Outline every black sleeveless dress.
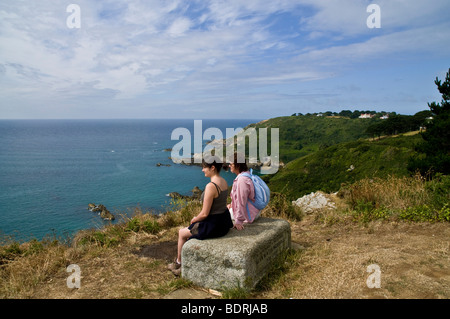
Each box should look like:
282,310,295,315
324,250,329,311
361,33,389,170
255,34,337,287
188,182,233,240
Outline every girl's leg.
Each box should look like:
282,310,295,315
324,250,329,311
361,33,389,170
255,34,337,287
177,227,192,263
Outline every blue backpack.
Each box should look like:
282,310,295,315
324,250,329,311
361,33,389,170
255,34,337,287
240,169,270,211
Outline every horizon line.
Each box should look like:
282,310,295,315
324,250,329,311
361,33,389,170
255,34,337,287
0,118,265,121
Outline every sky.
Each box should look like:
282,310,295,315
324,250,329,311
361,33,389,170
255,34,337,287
0,0,449,119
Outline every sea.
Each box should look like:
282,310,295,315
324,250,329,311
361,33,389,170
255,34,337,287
0,119,260,242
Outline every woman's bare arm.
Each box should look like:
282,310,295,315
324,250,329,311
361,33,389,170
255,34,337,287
190,183,215,224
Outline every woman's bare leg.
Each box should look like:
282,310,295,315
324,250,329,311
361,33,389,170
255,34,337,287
177,227,192,263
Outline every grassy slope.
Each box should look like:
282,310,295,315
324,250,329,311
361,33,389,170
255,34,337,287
264,134,423,200
248,115,378,163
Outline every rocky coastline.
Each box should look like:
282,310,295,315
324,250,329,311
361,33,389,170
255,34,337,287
167,186,203,201
169,151,280,171
167,134,283,172
87,203,115,221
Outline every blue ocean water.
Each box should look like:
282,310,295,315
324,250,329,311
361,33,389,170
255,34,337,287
0,119,259,242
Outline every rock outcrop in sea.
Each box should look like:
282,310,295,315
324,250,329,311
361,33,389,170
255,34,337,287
88,203,115,221
167,186,203,201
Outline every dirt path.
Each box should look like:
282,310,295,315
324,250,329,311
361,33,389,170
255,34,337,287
267,218,450,299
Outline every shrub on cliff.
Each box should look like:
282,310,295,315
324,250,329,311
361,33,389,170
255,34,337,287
408,68,450,175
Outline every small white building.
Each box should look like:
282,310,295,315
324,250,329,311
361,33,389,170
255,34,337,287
359,113,373,118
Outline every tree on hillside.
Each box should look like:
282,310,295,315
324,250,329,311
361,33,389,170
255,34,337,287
350,110,361,118
408,68,450,175
339,110,353,118
366,113,424,139
412,110,433,126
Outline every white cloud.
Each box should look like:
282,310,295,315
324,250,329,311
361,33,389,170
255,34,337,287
167,17,192,36
0,0,449,118
298,0,450,37
295,22,450,67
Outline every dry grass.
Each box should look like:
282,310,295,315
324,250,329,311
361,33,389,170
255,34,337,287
0,241,69,298
0,206,185,299
346,174,431,210
339,174,450,223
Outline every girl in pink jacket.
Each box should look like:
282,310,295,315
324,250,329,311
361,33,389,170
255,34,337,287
227,155,261,230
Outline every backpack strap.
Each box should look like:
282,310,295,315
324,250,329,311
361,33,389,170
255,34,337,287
239,168,253,179
237,171,254,220
239,172,251,180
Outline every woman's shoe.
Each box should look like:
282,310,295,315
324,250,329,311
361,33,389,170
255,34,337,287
167,258,181,276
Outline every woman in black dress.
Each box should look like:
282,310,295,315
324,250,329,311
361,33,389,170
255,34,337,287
168,157,233,275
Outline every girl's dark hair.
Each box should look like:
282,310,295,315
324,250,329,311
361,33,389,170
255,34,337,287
202,155,226,173
231,152,248,173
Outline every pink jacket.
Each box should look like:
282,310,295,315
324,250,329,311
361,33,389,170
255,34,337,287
230,172,261,225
